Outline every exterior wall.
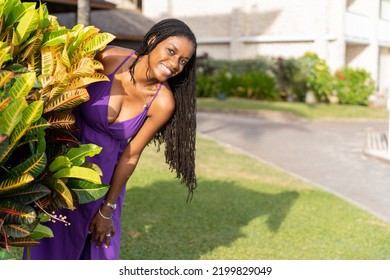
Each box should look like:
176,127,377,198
142,0,335,61
107,0,139,9
142,0,390,94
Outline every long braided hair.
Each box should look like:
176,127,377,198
129,18,198,199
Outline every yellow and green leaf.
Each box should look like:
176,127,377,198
0,173,34,194
44,88,89,113
53,166,101,184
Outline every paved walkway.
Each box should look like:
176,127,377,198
197,111,390,223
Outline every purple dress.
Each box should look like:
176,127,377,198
24,53,162,260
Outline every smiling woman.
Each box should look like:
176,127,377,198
24,18,198,260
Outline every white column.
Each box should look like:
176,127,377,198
327,0,347,71
230,8,244,60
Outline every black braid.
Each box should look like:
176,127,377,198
129,19,197,199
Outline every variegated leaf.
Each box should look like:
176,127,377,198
7,152,47,178
27,51,41,73
92,59,104,70
67,179,109,204
44,177,75,210
3,218,39,238
4,0,33,28
1,236,40,248
53,166,101,184
0,96,11,112
38,74,54,89
65,144,102,166
70,57,95,78
0,200,36,224
0,134,8,145
42,29,69,48
0,97,28,135
49,72,70,100
45,128,79,147
83,32,116,54
4,224,31,238
15,9,39,45
0,45,11,68
35,130,46,154
0,69,13,88
21,31,43,60
45,110,76,130
25,117,50,135
61,35,70,68
65,73,109,90
0,134,12,166
41,46,55,76
7,72,36,99
43,88,89,113
0,173,34,194
10,100,44,144
0,183,51,204
68,25,99,60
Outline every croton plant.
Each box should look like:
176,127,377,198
0,0,115,259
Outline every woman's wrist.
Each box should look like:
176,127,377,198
102,199,117,210
98,207,112,220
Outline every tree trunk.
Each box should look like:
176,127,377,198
77,0,91,26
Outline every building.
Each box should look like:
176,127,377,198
141,0,390,97
26,0,154,50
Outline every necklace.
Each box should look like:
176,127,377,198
140,84,156,110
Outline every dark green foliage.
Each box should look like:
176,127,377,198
197,52,376,106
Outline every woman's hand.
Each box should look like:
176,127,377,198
89,206,116,248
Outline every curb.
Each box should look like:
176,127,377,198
197,108,305,123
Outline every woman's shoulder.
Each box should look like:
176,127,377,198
152,82,175,114
98,46,135,57
96,46,136,74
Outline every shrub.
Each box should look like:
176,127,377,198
0,0,114,259
196,52,376,106
271,57,309,102
334,67,375,105
196,58,278,100
298,52,335,103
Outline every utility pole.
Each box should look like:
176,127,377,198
77,0,91,26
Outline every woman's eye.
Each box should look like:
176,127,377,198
180,60,187,65
168,49,174,55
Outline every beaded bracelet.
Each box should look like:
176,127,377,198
98,208,112,220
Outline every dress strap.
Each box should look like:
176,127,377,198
145,83,163,110
109,51,135,76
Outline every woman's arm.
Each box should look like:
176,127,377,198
89,90,175,248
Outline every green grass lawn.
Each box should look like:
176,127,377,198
196,97,388,120
120,136,390,260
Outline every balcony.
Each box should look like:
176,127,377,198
344,12,371,44
378,19,390,45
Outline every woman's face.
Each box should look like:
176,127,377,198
148,35,195,82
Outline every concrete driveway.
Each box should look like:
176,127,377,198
197,111,390,223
